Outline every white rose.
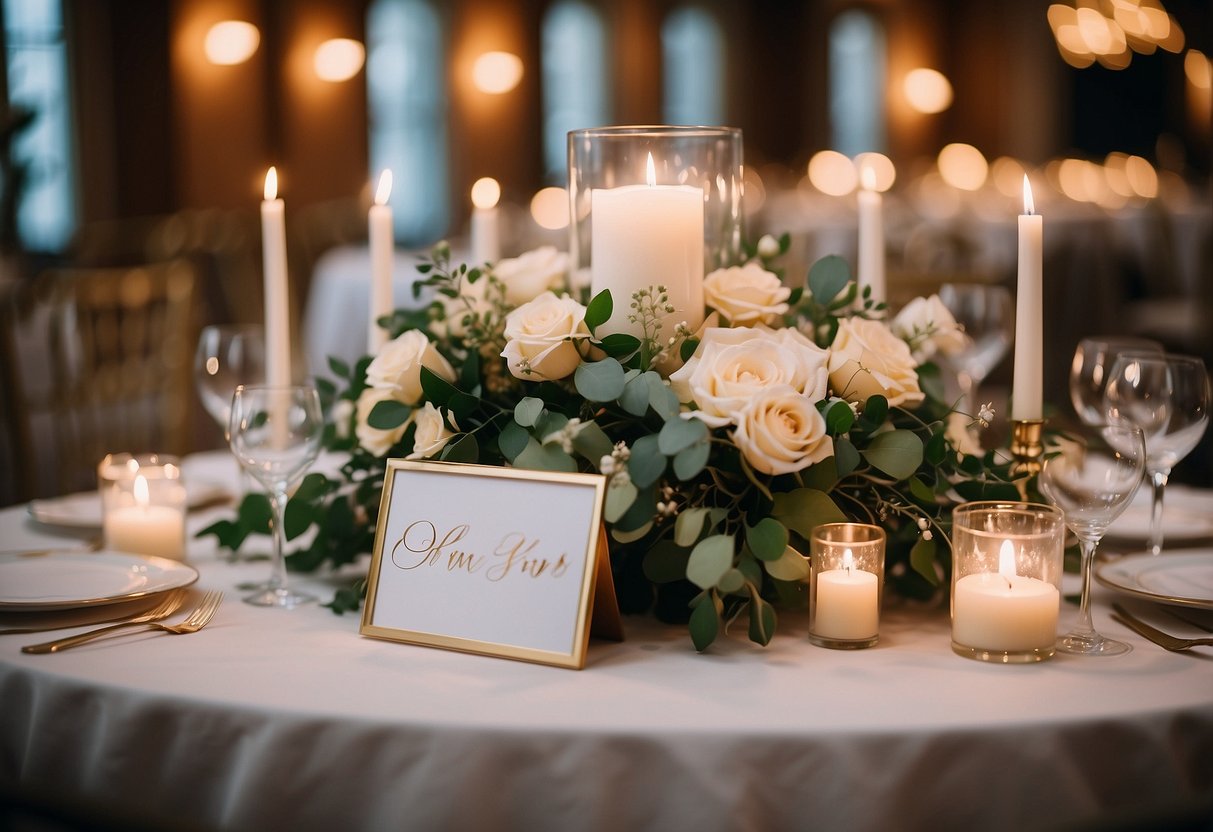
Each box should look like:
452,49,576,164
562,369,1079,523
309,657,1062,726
501,291,591,380
891,295,971,363
828,317,924,407
407,402,457,460
366,330,456,404
733,385,834,475
703,262,791,326
492,246,569,306
669,326,830,427
354,387,409,456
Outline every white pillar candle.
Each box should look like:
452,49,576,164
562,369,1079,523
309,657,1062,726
368,169,394,354
856,165,885,305
813,548,879,640
1012,175,1043,420
261,167,291,387
470,176,501,265
952,540,1059,651
590,153,704,338
103,475,186,560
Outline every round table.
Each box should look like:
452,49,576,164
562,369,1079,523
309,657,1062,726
2,453,1211,832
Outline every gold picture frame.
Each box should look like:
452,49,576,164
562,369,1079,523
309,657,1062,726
360,459,622,669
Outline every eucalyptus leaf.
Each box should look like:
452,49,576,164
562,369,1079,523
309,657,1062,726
514,441,576,473
642,541,691,584
598,333,640,359
689,592,721,652
833,437,861,477
604,480,639,523
658,417,708,456
575,358,627,402
718,568,745,594
909,476,936,505
861,429,924,480
673,440,710,481
926,428,947,466
611,520,653,543
858,394,889,429
910,536,940,585
419,365,460,407
764,545,810,581
645,374,681,420
514,397,545,427
627,434,666,488
745,518,789,562
439,433,479,463
619,374,651,417
825,400,855,435
368,399,411,430
497,421,530,462
747,586,777,646
572,421,615,466
807,254,851,305
674,507,711,547
686,534,735,590
770,488,846,539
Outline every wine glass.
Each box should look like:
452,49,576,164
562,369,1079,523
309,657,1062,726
195,325,266,435
1104,353,1211,556
1039,424,1145,656
937,283,1014,413
228,384,324,608
1069,337,1162,426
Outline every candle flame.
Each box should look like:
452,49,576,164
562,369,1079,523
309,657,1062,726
1022,174,1035,215
374,169,393,206
645,152,656,187
264,166,279,201
861,164,877,192
134,474,149,508
998,540,1017,579
842,548,854,573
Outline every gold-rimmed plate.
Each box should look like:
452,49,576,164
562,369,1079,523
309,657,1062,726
1095,550,1213,610
0,550,199,611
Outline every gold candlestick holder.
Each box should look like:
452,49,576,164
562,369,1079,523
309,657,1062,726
1009,419,1045,477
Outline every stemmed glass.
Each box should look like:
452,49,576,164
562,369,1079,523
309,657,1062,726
195,325,267,437
1039,424,1146,656
228,384,324,608
1104,353,1211,556
1069,337,1161,426
937,283,1014,413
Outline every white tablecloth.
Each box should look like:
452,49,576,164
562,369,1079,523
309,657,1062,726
2,452,1212,831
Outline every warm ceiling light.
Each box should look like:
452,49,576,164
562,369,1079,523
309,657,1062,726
1186,50,1212,90
472,51,524,94
852,152,896,192
314,39,365,82
471,177,501,210
205,21,260,66
903,68,953,114
530,186,568,230
937,143,988,191
807,150,857,196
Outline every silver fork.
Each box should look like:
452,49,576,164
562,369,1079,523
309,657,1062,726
1111,603,1213,652
22,591,223,654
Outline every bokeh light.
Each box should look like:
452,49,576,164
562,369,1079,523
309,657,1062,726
853,152,896,192
472,52,524,94
807,150,857,196
530,186,568,230
471,177,501,210
314,39,365,82
204,21,260,66
903,68,953,114
937,143,988,191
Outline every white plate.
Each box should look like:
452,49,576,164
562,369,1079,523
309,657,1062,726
28,481,231,530
1105,488,1213,541
1095,550,1213,610
0,550,199,611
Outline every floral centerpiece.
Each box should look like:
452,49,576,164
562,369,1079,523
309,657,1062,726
203,237,1028,650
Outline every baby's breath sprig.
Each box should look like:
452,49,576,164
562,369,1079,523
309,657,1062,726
628,285,675,370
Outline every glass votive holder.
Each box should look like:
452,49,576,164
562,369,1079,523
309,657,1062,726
98,453,187,560
809,523,885,649
567,125,743,338
951,501,1065,663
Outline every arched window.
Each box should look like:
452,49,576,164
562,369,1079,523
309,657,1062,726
661,7,724,126
829,9,886,155
542,1,608,179
366,0,447,244
3,0,75,252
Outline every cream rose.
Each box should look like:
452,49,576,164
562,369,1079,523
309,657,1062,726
366,330,456,404
354,387,409,457
407,402,458,460
733,385,834,475
670,326,830,427
828,318,924,407
891,295,970,363
703,262,791,326
492,246,569,306
501,291,591,380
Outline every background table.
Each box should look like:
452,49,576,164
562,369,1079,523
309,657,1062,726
2,452,1211,832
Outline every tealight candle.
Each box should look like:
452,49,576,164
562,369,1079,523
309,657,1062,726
950,502,1064,663
98,453,187,560
810,523,885,649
